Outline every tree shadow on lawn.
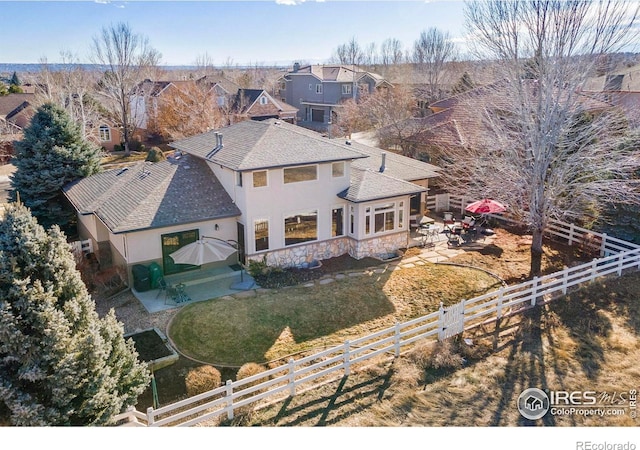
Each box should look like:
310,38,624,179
169,270,397,365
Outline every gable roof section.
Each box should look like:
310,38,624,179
0,93,34,120
63,154,240,234
345,140,440,181
338,167,425,203
234,89,298,118
288,64,390,87
170,119,367,171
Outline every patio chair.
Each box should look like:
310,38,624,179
156,277,169,299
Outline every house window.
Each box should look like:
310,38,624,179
332,161,345,178
236,172,243,187
365,207,371,235
309,84,313,90
332,207,344,237
254,219,269,251
99,125,111,142
342,84,352,95
316,84,323,94
399,201,404,229
283,165,317,184
161,229,199,275
253,170,267,188
374,203,395,233
259,96,268,105
410,195,421,215
349,206,355,235
284,210,318,246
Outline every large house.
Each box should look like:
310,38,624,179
232,89,298,124
64,119,439,281
277,64,392,130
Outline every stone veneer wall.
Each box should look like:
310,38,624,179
348,232,408,260
247,237,351,268
247,231,409,268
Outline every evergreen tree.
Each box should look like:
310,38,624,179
10,71,21,86
451,71,475,95
0,203,150,426
10,103,102,231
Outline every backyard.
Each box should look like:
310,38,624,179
96,225,599,412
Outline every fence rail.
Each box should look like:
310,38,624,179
115,210,640,427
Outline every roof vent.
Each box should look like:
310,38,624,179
116,167,128,176
379,152,386,173
345,140,351,145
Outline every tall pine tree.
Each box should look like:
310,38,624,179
0,203,150,426
10,103,102,231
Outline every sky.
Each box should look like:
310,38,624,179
0,0,469,66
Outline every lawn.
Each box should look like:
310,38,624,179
234,271,640,427
168,263,503,366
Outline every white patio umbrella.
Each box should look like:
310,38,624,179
169,237,237,266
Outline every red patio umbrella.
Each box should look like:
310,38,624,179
465,198,507,215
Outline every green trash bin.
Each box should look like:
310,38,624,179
148,262,163,289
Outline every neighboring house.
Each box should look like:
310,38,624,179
232,89,298,123
0,93,35,162
278,63,392,130
580,63,640,127
380,80,613,164
129,79,193,131
0,93,35,130
196,75,241,107
93,119,122,152
64,119,439,282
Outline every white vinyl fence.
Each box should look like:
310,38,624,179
113,210,640,427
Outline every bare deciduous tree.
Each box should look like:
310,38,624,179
332,37,365,66
91,22,161,155
412,27,457,103
442,0,640,276
380,38,405,67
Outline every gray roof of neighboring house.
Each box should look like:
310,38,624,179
169,119,368,171
0,93,34,119
63,154,240,234
338,167,426,203
345,140,440,181
290,64,390,86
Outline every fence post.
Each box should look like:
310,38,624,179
600,233,607,257
562,269,568,295
343,340,351,376
146,406,154,426
437,302,445,341
394,322,401,357
568,224,575,246
530,277,539,306
496,288,504,319
288,358,296,397
591,259,598,281
617,252,624,276
226,379,234,420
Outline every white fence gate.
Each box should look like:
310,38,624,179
438,301,465,340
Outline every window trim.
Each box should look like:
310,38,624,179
259,96,268,105
254,218,269,252
331,161,345,178
99,125,111,142
316,84,323,94
341,84,352,95
283,164,318,184
284,210,318,247
252,170,268,188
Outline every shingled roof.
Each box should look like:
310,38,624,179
63,154,240,234
338,167,425,203
169,119,367,171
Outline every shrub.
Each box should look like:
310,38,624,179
185,365,222,397
236,362,267,391
145,146,166,162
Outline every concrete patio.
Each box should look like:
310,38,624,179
131,265,257,313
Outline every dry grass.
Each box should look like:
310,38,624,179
169,263,501,366
241,271,640,427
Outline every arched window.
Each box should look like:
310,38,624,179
99,125,111,142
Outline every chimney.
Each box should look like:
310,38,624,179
218,133,223,148
379,152,386,173
293,62,300,73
